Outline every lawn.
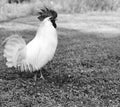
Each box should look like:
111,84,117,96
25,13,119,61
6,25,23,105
0,14,120,107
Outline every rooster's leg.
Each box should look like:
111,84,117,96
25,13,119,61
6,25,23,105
40,70,45,80
34,72,37,81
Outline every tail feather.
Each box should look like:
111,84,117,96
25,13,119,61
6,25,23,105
3,34,26,67
6,61,14,67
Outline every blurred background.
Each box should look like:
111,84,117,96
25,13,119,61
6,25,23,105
0,0,120,21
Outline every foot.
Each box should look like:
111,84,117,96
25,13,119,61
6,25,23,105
40,70,45,80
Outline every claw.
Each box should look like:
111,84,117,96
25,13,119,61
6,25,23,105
40,70,45,80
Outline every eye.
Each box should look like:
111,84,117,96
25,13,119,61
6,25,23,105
50,17,52,20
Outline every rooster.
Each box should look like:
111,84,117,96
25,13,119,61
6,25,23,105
2,7,58,80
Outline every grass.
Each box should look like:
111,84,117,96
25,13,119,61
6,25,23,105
0,0,120,22
0,1,42,21
0,24,120,106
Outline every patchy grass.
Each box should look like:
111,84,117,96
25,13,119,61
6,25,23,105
0,27,120,106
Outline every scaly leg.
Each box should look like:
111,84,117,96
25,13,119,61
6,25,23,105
34,72,37,81
40,70,45,80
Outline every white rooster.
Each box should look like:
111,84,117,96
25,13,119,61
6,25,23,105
2,7,58,80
